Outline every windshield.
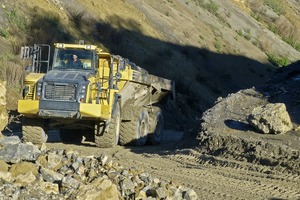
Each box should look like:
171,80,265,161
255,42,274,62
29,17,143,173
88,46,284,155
52,49,94,70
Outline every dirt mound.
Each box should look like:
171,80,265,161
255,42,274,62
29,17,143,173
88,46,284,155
197,61,300,174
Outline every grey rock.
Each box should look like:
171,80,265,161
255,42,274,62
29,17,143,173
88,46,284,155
121,178,135,190
139,172,152,184
47,152,63,170
0,136,21,147
122,169,129,176
154,187,166,199
71,160,80,172
62,175,81,189
107,170,120,180
40,182,60,195
58,164,69,174
40,167,64,183
247,103,293,134
0,143,40,163
173,188,184,200
121,178,135,196
183,189,198,200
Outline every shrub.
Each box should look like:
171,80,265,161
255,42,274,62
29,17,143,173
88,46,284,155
213,39,222,52
283,36,300,52
264,0,285,15
206,0,219,15
0,29,9,38
194,0,219,16
266,53,290,67
5,8,27,32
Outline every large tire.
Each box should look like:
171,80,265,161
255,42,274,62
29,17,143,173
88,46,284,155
119,107,149,146
148,106,164,145
59,129,82,144
95,103,121,148
22,117,48,144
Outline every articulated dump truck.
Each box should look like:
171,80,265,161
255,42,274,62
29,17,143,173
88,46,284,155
18,43,175,147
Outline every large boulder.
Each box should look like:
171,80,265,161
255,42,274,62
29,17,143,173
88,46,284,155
247,103,293,134
0,81,8,132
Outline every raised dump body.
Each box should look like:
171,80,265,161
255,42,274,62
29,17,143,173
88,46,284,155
18,43,175,147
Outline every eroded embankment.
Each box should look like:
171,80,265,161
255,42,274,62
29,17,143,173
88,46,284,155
196,87,300,174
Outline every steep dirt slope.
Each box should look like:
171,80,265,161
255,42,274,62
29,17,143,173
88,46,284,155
2,0,298,118
1,0,293,116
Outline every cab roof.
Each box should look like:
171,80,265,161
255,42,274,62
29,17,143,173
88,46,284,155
54,43,102,53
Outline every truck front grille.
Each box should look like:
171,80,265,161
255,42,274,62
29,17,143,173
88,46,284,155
44,83,77,102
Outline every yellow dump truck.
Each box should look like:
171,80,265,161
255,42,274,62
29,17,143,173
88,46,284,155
18,43,175,147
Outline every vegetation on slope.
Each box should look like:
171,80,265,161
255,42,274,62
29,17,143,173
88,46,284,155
0,0,299,123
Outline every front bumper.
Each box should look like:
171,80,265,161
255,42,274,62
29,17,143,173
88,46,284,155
18,100,110,119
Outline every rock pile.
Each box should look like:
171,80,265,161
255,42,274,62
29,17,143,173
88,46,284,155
0,136,198,200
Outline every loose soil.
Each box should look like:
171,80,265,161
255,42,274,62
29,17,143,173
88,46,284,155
4,62,300,200
39,62,300,199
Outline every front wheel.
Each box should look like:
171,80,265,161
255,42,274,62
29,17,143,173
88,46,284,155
95,102,121,148
22,117,48,144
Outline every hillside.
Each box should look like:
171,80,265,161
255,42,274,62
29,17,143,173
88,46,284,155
1,0,300,118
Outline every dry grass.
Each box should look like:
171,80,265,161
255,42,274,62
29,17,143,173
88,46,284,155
0,0,298,113
0,53,24,89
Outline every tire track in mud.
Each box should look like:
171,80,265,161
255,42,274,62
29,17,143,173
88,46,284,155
112,148,300,200
47,143,300,200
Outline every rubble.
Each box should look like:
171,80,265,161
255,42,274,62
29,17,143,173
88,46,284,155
0,136,198,199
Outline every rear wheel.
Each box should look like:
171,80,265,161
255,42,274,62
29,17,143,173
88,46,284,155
148,106,164,145
22,117,48,144
95,103,121,148
119,107,149,146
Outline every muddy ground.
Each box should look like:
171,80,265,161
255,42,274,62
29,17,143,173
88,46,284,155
4,62,300,200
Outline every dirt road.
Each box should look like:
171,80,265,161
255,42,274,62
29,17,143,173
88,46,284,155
45,139,300,200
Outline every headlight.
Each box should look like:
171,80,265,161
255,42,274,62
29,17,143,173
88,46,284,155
79,85,87,103
57,43,64,48
36,82,42,100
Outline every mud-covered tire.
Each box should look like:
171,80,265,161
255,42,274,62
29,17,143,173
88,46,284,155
148,106,164,145
22,117,48,144
95,103,121,148
119,107,149,146
59,129,82,144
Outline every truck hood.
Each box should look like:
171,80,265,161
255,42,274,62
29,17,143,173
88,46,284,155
43,70,91,84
